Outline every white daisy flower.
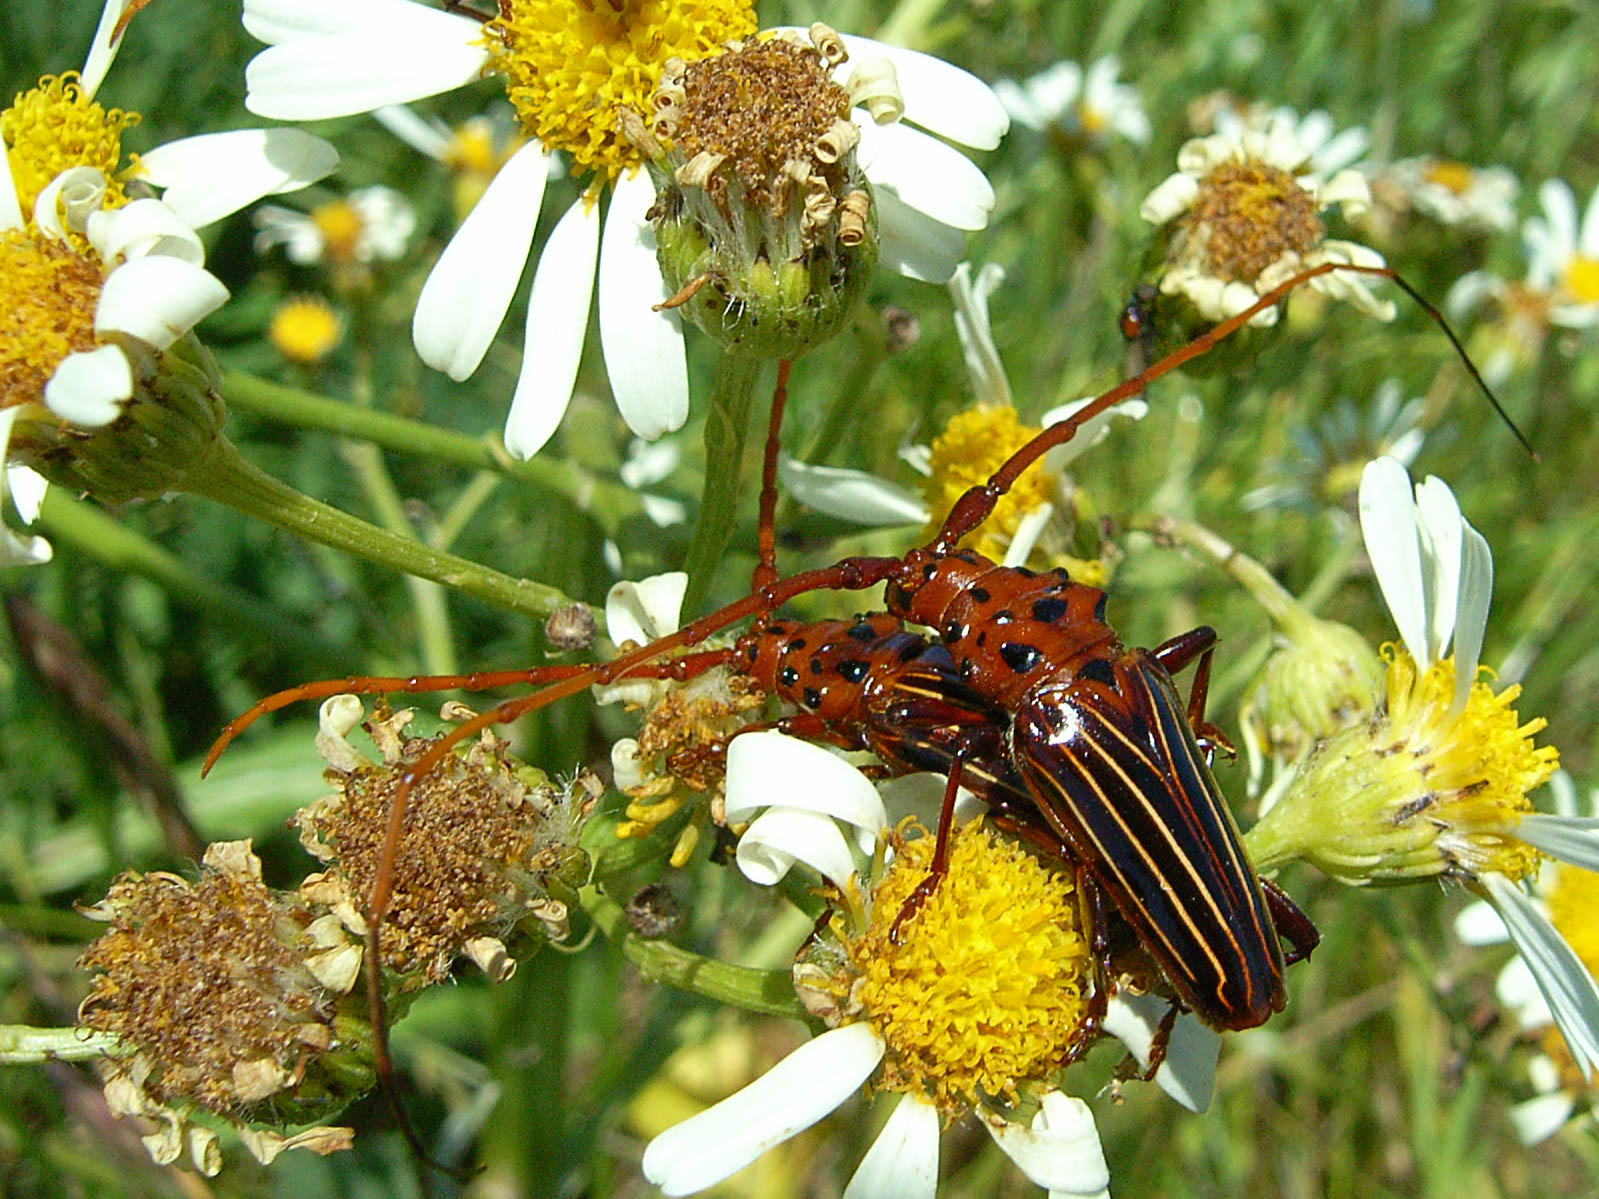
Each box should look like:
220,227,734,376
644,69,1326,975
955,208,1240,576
781,262,1142,570
253,185,415,266
1249,458,1599,1076
1522,178,1599,329
1212,104,1370,178
1139,111,1394,326
993,56,1151,146
1376,157,1519,232
644,731,1220,1197
1,161,228,562
243,0,1007,460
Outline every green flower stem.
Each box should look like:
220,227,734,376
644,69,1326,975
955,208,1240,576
1155,515,1321,638
185,438,572,621
219,370,647,538
0,1026,129,1064
681,352,765,613
581,886,803,1018
34,490,360,671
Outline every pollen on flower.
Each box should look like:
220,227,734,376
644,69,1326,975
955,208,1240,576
488,0,757,181
2,73,138,219
1182,161,1325,284
1561,257,1599,306
268,294,342,365
847,820,1090,1113
309,200,367,267
0,229,103,408
921,406,1054,563
1545,862,1599,982
1423,160,1475,194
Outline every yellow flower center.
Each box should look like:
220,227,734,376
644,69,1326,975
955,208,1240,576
310,200,367,266
268,295,342,365
1561,256,1599,306
1182,160,1325,283
488,0,757,182
1546,861,1599,982
1380,649,1558,881
921,406,1055,564
1076,102,1108,136
2,73,139,222
848,820,1090,1113
0,228,104,409
1423,160,1475,195
444,118,507,177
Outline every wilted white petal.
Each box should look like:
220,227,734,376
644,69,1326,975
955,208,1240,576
1516,816,1599,873
857,119,994,232
737,806,858,888
43,345,133,425
1101,992,1219,1113
725,731,887,847
843,1094,939,1199
985,1091,1108,1197
139,129,338,229
642,1023,885,1196
1510,1090,1577,1145
505,194,600,459
1359,457,1431,668
1483,871,1599,1078
88,197,204,265
413,141,550,380
876,186,965,284
599,172,687,440
604,571,687,646
780,457,929,526
34,166,107,237
830,34,1008,149
96,255,228,350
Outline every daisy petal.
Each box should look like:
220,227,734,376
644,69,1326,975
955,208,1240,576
1453,898,1510,946
604,572,687,646
642,1023,885,1196
725,731,887,845
243,0,415,42
371,104,452,161
1516,816,1599,873
1101,993,1219,1113
505,194,600,459
0,143,22,232
412,141,550,380
1413,475,1464,664
985,1091,1108,1197
857,119,994,232
1452,519,1493,708
1580,184,1599,258
7,462,48,524
737,806,859,887
876,187,965,284
245,32,489,121
1509,1091,1577,1145
1359,457,1431,668
1139,173,1201,226
1482,871,1599,1079
95,255,228,351
79,0,130,98
138,130,338,230
598,172,687,439
831,34,1009,149
1538,179,1580,259
87,197,204,266
1496,953,1553,1030
43,345,133,426
779,457,929,525
843,1094,939,1199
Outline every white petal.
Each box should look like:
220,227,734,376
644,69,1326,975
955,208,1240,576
1359,457,1431,667
992,79,1047,131
245,31,489,121
831,34,1009,149
412,141,550,380
505,194,599,459
1453,898,1509,947
139,130,338,230
0,144,23,232
1317,168,1373,213
1538,179,1580,259
598,172,687,439
79,0,130,98
1413,475,1464,664
843,1094,939,1199
949,261,1011,407
604,572,687,646
95,255,228,351
985,1091,1109,1197
1579,184,1599,258
0,410,52,565
1002,503,1052,567
876,186,966,284
1496,954,1553,1031
34,166,107,237
1040,395,1148,468
7,462,47,525
1026,61,1084,122
1509,1091,1577,1145
1516,816,1599,873
88,197,204,265
243,0,415,42
1139,173,1201,226
857,119,994,232
641,1024,885,1196
371,104,452,161
779,457,929,526
737,806,859,888
1101,992,1219,1113
1483,872,1599,1079
725,731,887,845
1451,519,1493,708
43,345,133,426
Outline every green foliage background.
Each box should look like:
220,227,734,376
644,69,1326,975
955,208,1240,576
3,0,1599,1195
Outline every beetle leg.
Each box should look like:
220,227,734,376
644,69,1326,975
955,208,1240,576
889,744,969,944
1260,877,1321,965
1151,627,1235,762
1140,1003,1182,1079
1060,865,1112,1064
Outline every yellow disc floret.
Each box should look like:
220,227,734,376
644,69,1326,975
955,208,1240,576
0,229,104,409
848,820,1090,1113
1182,160,1325,284
921,406,1054,564
2,73,139,220
1546,861,1599,981
488,0,757,182
1561,257,1599,307
268,295,342,365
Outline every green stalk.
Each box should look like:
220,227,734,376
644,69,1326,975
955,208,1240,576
0,1026,128,1064
680,352,764,612
186,438,572,620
